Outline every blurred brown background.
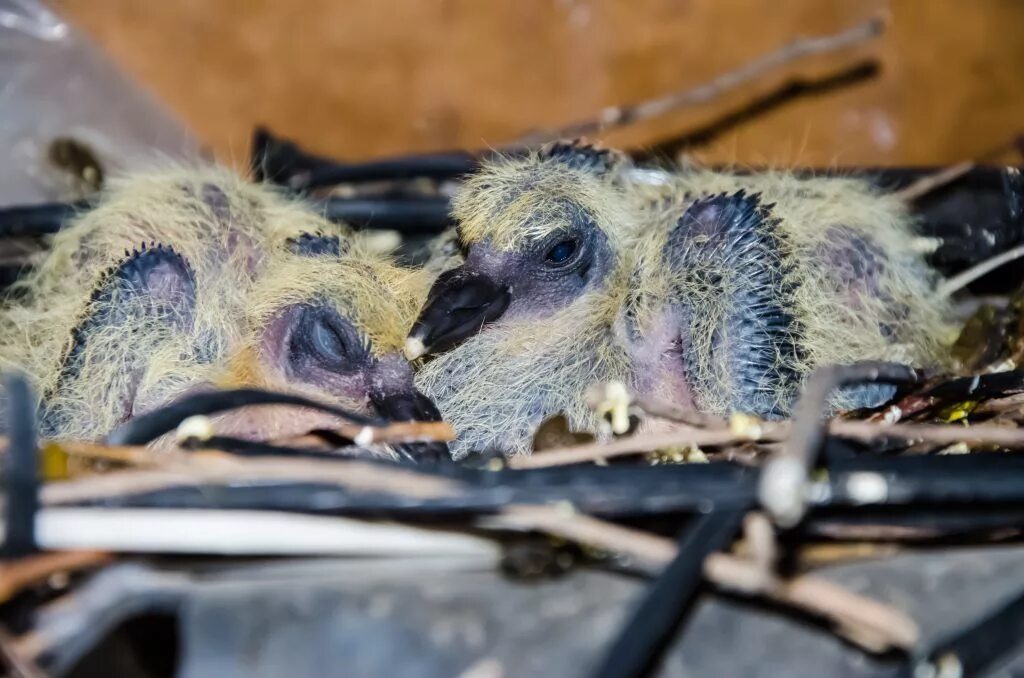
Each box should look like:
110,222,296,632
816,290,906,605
52,0,1024,168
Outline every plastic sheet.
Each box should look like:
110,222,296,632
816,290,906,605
0,0,202,204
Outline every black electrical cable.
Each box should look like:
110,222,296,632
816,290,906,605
252,126,481,189
250,126,340,183
0,201,88,239
590,507,748,678
901,586,1024,677
54,463,758,518
921,369,1024,403
760,362,921,527
297,152,479,190
827,454,1024,506
0,196,452,239
105,388,386,446
322,196,453,232
2,373,39,558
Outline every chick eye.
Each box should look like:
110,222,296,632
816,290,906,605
545,239,578,264
311,316,348,363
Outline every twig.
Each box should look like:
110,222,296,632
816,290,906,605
488,505,677,571
631,393,729,429
830,419,1024,447
894,133,1024,204
760,363,919,528
43,455,463,505
30,417,455,470
0,550,111,604
512,16,884,145
704,553,920,651
510,400,1024,471
797,542,901,569
893,161,975,202
937,243,1024,297
489,504,918,653
507,425,786,469
43,439,177,467
972,392,1024,415
0,626,45,678
271,420,455,446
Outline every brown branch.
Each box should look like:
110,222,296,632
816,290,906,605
490,505,677,570
0,550,111,604
490,504,918,653
0,626,45,678
37,418,456,470
704,553,919,651
508,413,1024,470
43,455,464,505
512,15,884,146
829,419,1024,447
45,439,181,467
508,425,787,469
937,243,1024,297
893,161,975,203
630,393,729,429
271,420,455,446
893,133,1023,204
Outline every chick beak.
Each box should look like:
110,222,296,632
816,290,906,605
405,268,511,359
370,388,450,463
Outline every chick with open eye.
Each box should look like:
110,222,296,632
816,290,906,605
0,167,442,460
406,140,954,458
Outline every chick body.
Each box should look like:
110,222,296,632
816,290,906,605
411,142,954,458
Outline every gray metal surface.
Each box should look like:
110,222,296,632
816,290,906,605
35,545,1024,677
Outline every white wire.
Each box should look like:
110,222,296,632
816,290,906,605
3,508,500,559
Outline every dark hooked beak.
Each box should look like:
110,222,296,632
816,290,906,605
405,268,511,359
370,388,450,463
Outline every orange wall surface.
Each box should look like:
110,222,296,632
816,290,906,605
53,0,1024,168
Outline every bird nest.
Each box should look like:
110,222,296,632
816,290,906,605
1,129,1024,675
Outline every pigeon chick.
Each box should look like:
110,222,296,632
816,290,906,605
406,140,954,458
0,166,440,459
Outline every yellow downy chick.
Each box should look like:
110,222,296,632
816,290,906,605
408,140,954,458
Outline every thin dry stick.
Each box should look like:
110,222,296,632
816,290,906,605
893,161,975,203
271,420,455,447
43,454,464,505
508,416,1024,470
507,426,787,469
30,418,456,470
491,505,918,652
512,16,884,145
704,553,919,651
937,243,1024,297
45,439,181,467
492,505,677,570
0,550,111,604
830,419,1024,446
895,134,1024,203
631,393,730,429
0,626,45,678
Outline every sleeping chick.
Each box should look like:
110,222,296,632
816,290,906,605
0,167,440,459
406,140,954,458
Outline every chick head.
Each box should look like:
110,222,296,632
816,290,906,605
406,139,636,358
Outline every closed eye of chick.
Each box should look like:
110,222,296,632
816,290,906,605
0,166,443,461
408,139,955,459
